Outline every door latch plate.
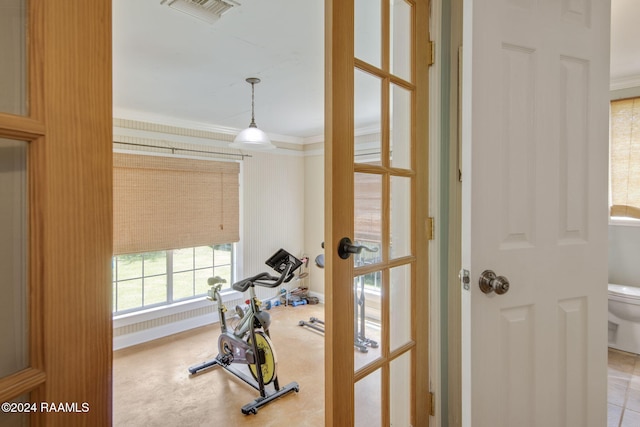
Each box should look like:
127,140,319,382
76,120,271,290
459,269,470,291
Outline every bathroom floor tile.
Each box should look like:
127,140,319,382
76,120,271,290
625,388,640,413
629,374,640,391
610,348,640,426
621,409,640,427
609,380,629,406
607,370,640,387
608,404,623,427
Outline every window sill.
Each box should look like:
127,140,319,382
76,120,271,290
113,289,242,328
610,217,640,227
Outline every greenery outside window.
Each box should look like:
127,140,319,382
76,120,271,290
113,244,233,314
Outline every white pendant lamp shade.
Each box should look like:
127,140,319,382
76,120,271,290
231,124,274,149
231,77,275,150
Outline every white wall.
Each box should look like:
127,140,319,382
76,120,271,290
609,223,640,286
240,150,306,300
303,153,325,295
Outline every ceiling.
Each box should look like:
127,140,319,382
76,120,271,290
610,0,640,85
113,0,640,142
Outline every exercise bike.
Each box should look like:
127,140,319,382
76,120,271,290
188,249,303,415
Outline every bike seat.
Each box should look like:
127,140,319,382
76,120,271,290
208,276,227,286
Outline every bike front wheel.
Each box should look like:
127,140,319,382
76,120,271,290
247,331,278,385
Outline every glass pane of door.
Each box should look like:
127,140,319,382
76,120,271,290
390,175,411,258
355,0,381,68
0,393,30,427
390,264,411,351
355,69,382,164
355,172,383,256
390,351,412,425
0,139,28,378
355,368,382,427
0,0,27,115
390,84,412,169
390,0,412,81
354,271,383,370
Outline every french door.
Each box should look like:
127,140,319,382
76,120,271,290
0,1,112,425
325,0,431,425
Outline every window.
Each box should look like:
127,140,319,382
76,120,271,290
111,152,240,314
112,244,233,314
610,97,640,219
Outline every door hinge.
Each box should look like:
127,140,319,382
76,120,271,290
429,391,435,416
426,217,435,240
428,40,435,66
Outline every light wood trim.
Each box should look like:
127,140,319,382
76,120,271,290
354,163,416,177
0,369,46,403
27,5,46,423
327,0,429,425
414,0,431,425
325,0,356,425
355,58,415,91
29,137,46,427
40,2,113,425
29,0,44,122
0,114,45,140
29,137,45,374
354,340,417,382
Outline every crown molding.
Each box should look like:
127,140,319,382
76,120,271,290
113,107,306,145
610,74,640,91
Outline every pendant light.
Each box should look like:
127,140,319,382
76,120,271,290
230,77,275,150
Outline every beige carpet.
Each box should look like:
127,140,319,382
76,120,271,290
113,303,326,427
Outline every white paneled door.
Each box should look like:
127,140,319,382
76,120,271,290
461,0,611,426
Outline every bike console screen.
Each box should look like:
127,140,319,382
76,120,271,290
265,249,303,282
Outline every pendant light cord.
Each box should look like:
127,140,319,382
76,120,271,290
250,81,257,127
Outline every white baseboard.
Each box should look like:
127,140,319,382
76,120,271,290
113,312,219,351
113,292,325,351
113,292,243,351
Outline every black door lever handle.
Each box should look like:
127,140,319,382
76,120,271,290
337,237,378,259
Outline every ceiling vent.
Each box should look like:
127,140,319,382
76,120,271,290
161,0,240,24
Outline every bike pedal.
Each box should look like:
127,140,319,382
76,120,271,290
235,305,245,319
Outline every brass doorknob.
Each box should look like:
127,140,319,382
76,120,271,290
479,270,510,295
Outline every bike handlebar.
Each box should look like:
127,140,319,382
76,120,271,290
231,261,296,293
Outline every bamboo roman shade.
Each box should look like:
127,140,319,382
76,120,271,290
610,97,640,219
113,153,240,255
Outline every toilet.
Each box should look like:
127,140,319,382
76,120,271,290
608,284,640,354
